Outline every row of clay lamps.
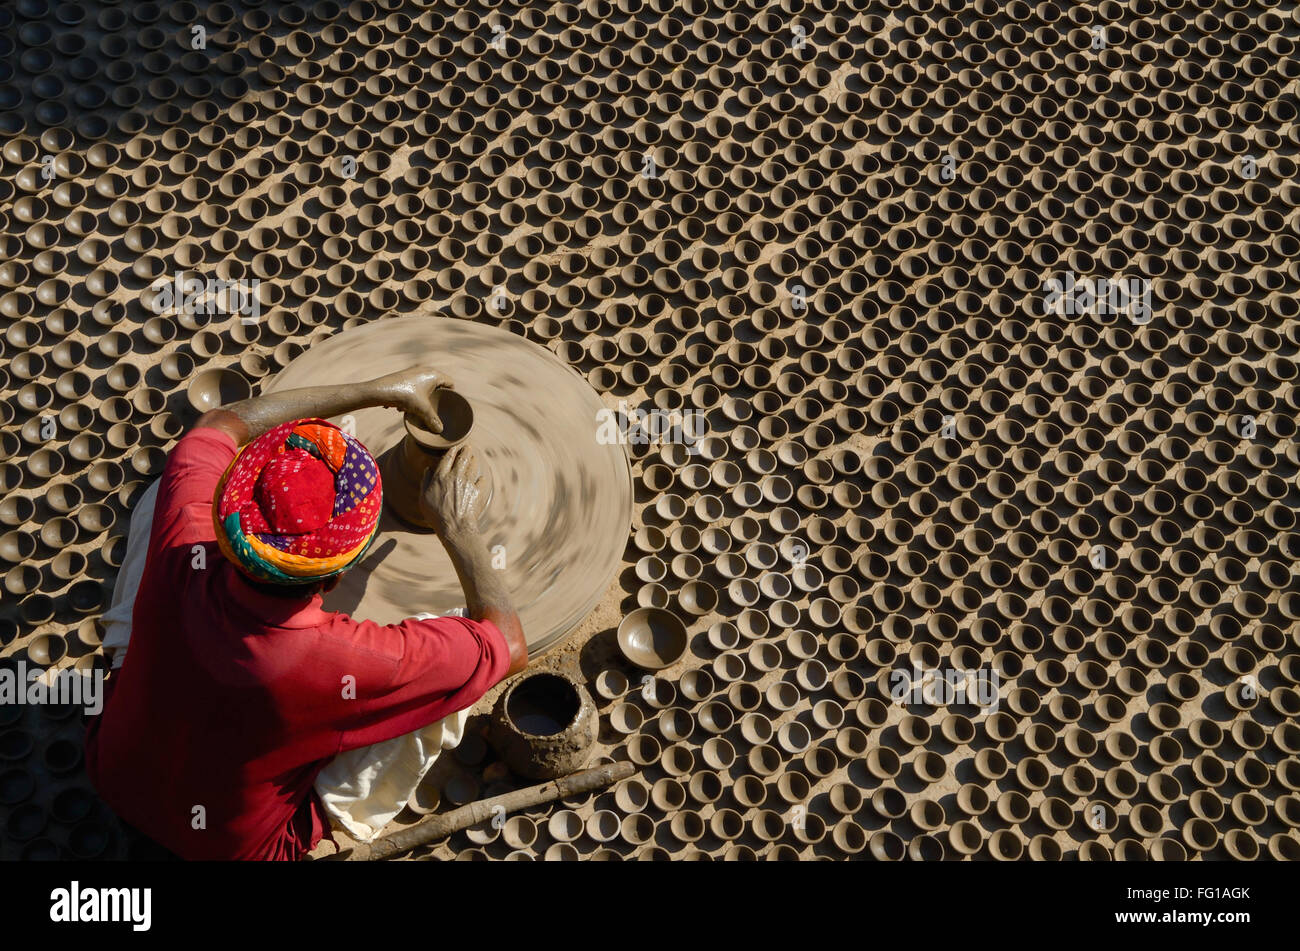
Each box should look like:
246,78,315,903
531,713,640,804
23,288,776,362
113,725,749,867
576,637,1300,859
0,655,112,852
591,283,1295,866
0,700,115,857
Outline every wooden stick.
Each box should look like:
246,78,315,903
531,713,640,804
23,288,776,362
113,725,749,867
345,761,636,861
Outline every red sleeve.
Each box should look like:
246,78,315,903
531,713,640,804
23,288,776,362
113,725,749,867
329,613,512,750
150,426,237,550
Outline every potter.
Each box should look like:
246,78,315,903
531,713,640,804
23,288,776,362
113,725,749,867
84,365,528,860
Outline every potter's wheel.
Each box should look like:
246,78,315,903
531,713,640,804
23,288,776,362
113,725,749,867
264,317,632,655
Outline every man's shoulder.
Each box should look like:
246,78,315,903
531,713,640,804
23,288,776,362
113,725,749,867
172,425,238,462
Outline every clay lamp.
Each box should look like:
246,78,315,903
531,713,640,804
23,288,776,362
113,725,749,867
617,607,688,670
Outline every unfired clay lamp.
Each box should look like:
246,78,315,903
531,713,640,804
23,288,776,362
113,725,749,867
617,606,689,669
263,317,632,656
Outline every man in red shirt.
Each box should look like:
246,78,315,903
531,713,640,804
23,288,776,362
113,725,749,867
85,366,527,860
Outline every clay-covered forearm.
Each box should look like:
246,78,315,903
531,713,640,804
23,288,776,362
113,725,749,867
441,531,527,675
444,538,510,616
221,378,401,442
202,366,451,445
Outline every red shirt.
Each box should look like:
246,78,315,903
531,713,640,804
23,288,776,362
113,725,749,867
84,427,510,860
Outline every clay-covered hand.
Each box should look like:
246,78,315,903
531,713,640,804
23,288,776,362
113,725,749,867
419,444,485,539
380,366,453,434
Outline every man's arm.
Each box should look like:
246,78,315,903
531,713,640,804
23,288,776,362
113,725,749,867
421,445,528,677
193,366,452,446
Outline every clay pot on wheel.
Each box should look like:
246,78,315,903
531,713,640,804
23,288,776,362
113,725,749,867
488,670,596,780
379,397,484,529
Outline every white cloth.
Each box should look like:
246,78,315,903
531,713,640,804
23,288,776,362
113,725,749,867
100,480,159,671
313,673,469,842
101,481,461,843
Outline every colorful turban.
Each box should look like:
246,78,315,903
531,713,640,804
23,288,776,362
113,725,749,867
212,418,382,585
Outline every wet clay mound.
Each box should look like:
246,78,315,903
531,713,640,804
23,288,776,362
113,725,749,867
2,0,1300,861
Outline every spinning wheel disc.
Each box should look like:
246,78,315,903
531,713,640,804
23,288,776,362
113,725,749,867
264,317,633,656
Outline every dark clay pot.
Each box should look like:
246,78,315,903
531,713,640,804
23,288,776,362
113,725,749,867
489,671,596,780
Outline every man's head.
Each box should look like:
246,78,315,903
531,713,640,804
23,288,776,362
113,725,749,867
212,418,382,591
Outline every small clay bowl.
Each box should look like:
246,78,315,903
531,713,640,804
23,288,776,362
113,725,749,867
616,607,688,670
186,366,251,412
594,669,628,701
